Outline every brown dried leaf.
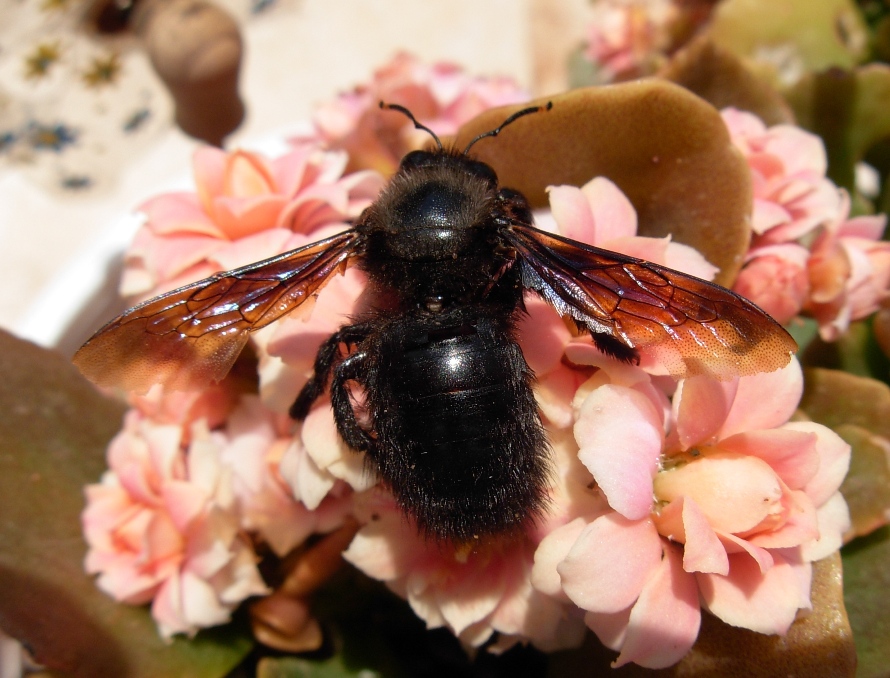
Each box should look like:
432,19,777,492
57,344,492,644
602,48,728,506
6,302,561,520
454,81,753,285
659,36,795,125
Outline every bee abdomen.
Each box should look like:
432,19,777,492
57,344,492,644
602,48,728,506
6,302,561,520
369,318,550,543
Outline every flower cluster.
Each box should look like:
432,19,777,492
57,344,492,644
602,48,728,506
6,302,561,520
583,0,680,81
725,108,890,340
120,143,384,299
259,176,851,666
307,51,528,175
82,54,858,669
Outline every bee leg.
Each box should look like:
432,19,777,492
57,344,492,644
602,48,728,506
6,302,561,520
289,323,372,420
330,351,374,452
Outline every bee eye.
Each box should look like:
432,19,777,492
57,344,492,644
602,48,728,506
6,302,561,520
463,160,498,188
400,150,436,172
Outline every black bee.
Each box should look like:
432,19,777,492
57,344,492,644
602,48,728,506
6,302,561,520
73,102,797,544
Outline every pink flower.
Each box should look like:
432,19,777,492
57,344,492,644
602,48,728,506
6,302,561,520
82,410,268,638
309,52,528,175
722,108,840,247
733,244,810,324
217,396,354,557
805,192,890,340
726,109,890,338
126,383,238,433
533,359,851,669
528,176,719,399
343,488,586,652
584,0,678,81
121,144,383,298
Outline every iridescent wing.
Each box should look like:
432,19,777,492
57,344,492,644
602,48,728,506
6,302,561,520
73,230,363,393
503,224,796,380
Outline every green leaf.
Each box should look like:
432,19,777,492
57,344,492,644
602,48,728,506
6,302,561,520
786,64,890,191
705,0,868,81
256,655,379,678
835,424,890,538
800,319,890,381
799,367,890,439
842,526,890,678
798,367,890,538
0,330,253,677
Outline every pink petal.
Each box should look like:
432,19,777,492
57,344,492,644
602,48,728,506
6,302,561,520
534,365,585,430
342,511,422,581
718,428,819,490
614,542,701,669
582,177,638,242
139,193,224,238
213,195,289,239
210,228,295,271
783,422,852,507
800,491,850,562
606,235,669,264
697,551,811,635
841,214,888,242
653,452,782,536
752,198,793,234
558,513,662,613
269,146,314,196
746,489,819,549
680,497,729,575
151,575,185,637
192,147,227,214
574,384,662,519
224,151,277,197
435,561,509,635
763,124,828,176
162,481,208,534
717,358,803,439
662,242,719,281
532,517,588,599
673,376,737,450
179,570,231,629
716,531,774,572
585,608,631,652
517,296,571,375
548,185,598,244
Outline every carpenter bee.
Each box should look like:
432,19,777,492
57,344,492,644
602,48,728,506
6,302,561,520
73,102,797,543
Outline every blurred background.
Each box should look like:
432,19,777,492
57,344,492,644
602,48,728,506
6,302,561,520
0,0,588,345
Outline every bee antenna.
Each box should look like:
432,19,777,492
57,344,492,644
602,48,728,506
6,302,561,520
379,101,443,151
462,102,552,155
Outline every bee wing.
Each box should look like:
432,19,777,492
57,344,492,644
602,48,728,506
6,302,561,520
73,230,363,393
503,223,797,380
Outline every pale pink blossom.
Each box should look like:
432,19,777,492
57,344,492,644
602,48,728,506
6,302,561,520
309,52,528,175
127,383,237,433
343,488,586,652
217,396,354,557
121,144,383,298
533,359,851,669
584,0,678,81
527,176,719,408
733,244,810,324
726,109,890,338
805,192,890,340
722,108,840,246
82,410,268,638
